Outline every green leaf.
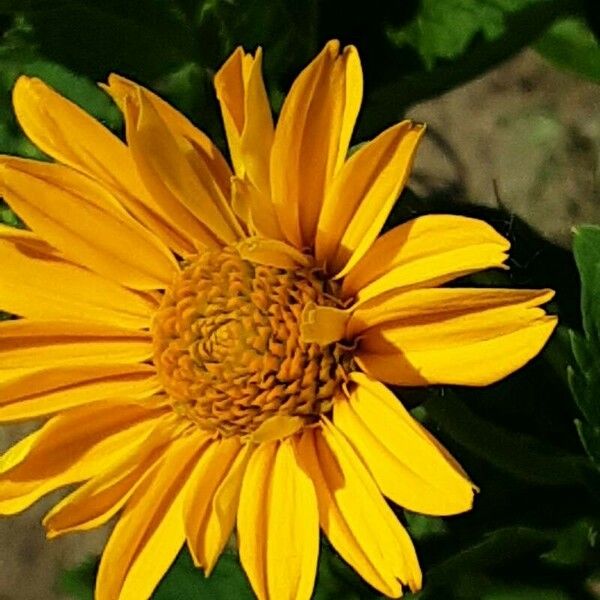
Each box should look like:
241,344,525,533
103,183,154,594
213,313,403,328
388,0,545,69
59,556,96,600
0,0,196,81
575,420,600,467
535,17,600,83
418,527,554,598
423,391,591,486
572,225,600,346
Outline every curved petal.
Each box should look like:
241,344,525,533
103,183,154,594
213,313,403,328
0,319,152,370
0,236,154,329
0,363,159,421
0,401,168,514
12,76,192,256
104,73,232,199
184,437,248,572
122,88,242,247
334,373,475,515
355,288,557,386
342,215,510,303
215,47,274,195
238,439,319,600
0,224,60,259
231,175,282,239
0,158,177,289
316,121,425,274
296,426,421,597
270,41,362,248
43,416,181,538
96,432,208,600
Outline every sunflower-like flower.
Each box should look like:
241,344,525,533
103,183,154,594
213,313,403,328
0,41,555,599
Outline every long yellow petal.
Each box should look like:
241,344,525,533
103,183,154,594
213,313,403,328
270,41,362,248
96,432,208,600
184,437,246,572
215,47,274,195
12,76,192,256
0,401,167,514
44,416,179,537
316,121,425,274
0,237,154,329
123,88,241,247
334,373,475,515
237,441,276,600
238,440,319,600
104,73,232,200
342,215,510,302
355,288,557,386
297,427,421,597
0,224,60,259
0,364,159,421
0,158,177,290
0,319,152,370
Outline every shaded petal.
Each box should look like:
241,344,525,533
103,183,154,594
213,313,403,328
96,432,208,600
0,363,159,421
104,73,232,199
0,158,177,289
184,437,247,572
215,47,274,195
0,236,154,329
0,319,152,370
122,88,242,247
0,401,168,514
236,237,311,269
238,439,319,600
270,41,362,248
342,215,510,302
0,224,60,259
355,288,557,386
231,175,283,239
316,121,425,274
296,426,421,597
12,76,191,256
43,416,181,537
334,373,475,515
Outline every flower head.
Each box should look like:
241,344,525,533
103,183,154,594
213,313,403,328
0,41,556,599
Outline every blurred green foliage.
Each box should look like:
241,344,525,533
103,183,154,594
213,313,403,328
0,0,599,599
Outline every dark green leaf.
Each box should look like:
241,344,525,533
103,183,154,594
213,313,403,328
58,556,96,600
423,391,590,485
387,0,545,69
575,420,600,467
535,17,600,83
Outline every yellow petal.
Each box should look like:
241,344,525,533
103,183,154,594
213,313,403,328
231,175,283,239
297,427,422,596
236,236,311,269
43,416,180,538
0,236,154,329
12,76,191,256
237,441,276,600
342,214,510,302
96,432,207,600
0,364,159,421
104,73,232,200
0,158,177,290
270,41,362,248
300,302,349,345
238,440,319,600
317,121,425,274
251,415,304,443
0,401,167,514
183,437,243,569
0,224,60,259
215,47,274,195
123,88,241,247
0,319,152,370
355,288,557,386
334,373,475,515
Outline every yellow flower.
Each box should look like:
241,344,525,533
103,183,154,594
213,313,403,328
0,41,556,600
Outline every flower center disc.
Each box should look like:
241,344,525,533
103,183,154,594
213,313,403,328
152,246,350,437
